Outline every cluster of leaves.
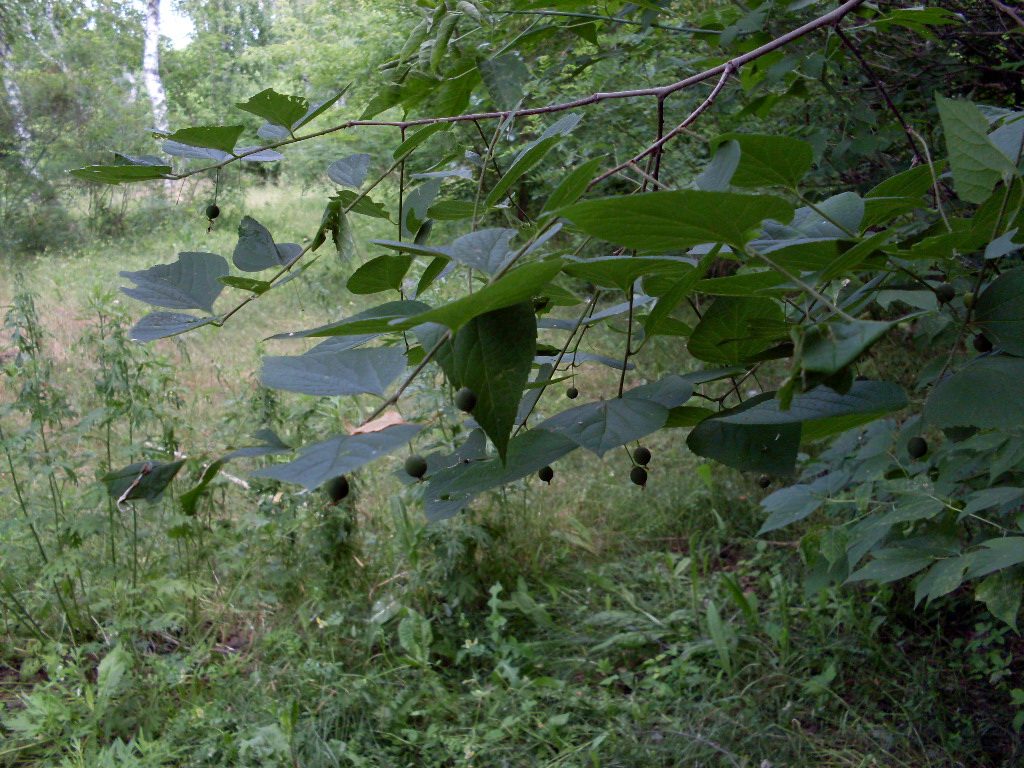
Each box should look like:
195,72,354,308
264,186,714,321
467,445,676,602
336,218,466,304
70,1,1024,624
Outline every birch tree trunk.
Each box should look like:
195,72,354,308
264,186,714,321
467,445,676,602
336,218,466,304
0,34,42,179
143,0,169,133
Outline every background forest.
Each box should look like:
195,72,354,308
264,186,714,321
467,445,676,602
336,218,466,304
2,1,1024,766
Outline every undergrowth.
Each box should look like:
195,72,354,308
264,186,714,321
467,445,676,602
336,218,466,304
1,191,1021,768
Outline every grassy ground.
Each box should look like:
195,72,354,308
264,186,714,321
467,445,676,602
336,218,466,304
1,186,1021,767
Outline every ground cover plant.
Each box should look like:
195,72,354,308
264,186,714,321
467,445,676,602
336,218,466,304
3,0,1024,765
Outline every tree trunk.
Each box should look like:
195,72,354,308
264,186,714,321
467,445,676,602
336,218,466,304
143,0,169,133
0,36,42,179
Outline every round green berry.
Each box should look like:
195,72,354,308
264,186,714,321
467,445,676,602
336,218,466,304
205,203,220,220
907,436,928,460
566,386,579,400
454,387,477,412
630,466,648,487
324,475,349,503
404,454,428,479
537,466,554,483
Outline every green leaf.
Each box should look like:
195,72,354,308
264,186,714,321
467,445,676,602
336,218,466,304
801,320,898,375
694,139,740,192
936,95,1016,204
541,156,605,215
915,557,971,606
393,123,450,160
478,54,529,110
445,302,537,461
484,113,582,207
687,397,802,475
348,255,413,294
154,125,245,154
261,347,407,397
759,472,850,534
220,276,271,295
925,357,1024,429
846,548,935,584
537,398,668,457
428,200,478,220
129,312,217,342
563,256,695,293
664,406,716,427
975,571,1023,630
272,301,432,339
967,538,1024,579
974,268,1024,355
866,163,936,199
253,424,422,490
102,460,186,503
449,228,517,274
416,256,452,296
694,271,789,297
235,89,309,132
644,256,711,337
390,259,565,332
69,164,172,185
180,460,227,516
712,133,814,188
424,428,578,521
560,191,794,252
120,252,228,313
327,153,372,188
233,216,297,272
688,296,784,365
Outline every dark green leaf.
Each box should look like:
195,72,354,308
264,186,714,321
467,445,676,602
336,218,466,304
687,394,802,475
974,268,1024,355
348,255,414,294
688,296,784,365
694,139,740,191
541,156,605,215
69,164,172,185
235,89,309,132
233,216,293,272
485,113,582,207
446,302,537,461
478,54,529,110
180,460,226,516
219,276,271,295
712,133,814,188
154,125,244,154
925,357,1024,429
560,191,794,252
102,460,186,503
801,320,898,375
563,256,695,293
222,428,292,460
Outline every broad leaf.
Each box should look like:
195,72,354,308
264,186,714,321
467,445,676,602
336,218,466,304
443,302,537,461
233,216,296,272
537,398,668,457
974,268,1024,355
478,54,529,110
541,156,605,215
484,113,582,206
102,460,186,503
694,139,740,191
347,255,413,294
252,424,422,490
712,133,814,188
223,428,293,460
937,95,1016,204
687,394,802,475
925,357,1024,429
235,88,309,132
563,256,695,293
261,347,406,397
801,320,898,375
129,312,217,342
154,125,244,154
120,252,228,313
424,429,578,521
70,164,172,185
327,153,372,188
271,300,432,339
688,296,784,365
560,191,794,252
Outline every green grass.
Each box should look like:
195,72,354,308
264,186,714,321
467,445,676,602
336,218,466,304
1,185,1022,767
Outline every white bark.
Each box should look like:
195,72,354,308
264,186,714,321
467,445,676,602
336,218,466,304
143,0,169,132
0,37,42,179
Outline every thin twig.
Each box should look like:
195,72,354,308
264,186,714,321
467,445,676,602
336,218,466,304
589,63,736,189
834,25,920,162
157,0,869,183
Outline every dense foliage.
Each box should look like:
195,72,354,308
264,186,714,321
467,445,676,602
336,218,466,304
4,0,1024,765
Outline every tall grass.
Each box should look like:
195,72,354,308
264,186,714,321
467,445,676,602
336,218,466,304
1,186,1020,768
